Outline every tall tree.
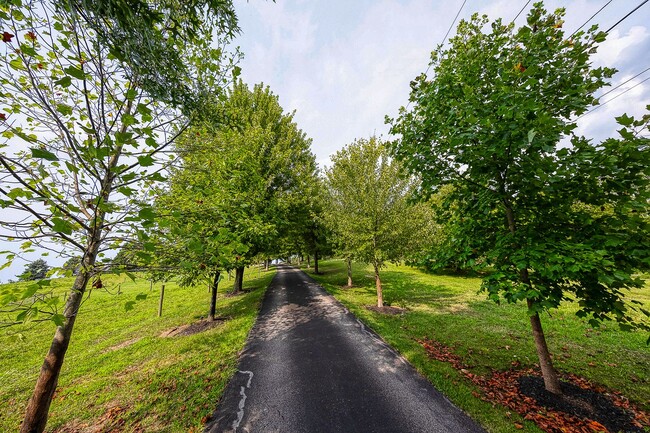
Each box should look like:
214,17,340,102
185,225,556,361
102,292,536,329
0,1,238,431
324,137,430,307
389,3,649,394
153,82,315,292
18,259,50,281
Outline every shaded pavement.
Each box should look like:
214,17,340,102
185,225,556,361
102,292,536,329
205,265,485,433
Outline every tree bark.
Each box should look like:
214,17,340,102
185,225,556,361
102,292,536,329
21,240,99,433
22,99,131,433
373,262,383,308
209,270,220,320
503,198,562,394
528,299,562,394
346,257,353,287
314,251,319,274
233,266,244,293
306,255,311,269
265,259,270,271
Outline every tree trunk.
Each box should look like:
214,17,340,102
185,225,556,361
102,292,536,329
265,259,269,271
209,270,220,320
233,266,244,293
346,257,353,287
503,199,562,394
22,101,130,433
373,262,383,308
528,299,562,394
306,255,310,269
21,243,99,433
314,251,319,274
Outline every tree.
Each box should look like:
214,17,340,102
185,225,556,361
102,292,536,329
0,1,238,431
159,81,317,293
18,259,50,281
324,137,430,307
61,257,81,276
150,81,316,315
389,3,649,394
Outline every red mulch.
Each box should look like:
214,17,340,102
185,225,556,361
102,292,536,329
417,337,650,433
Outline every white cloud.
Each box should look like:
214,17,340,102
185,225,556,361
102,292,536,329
592,26,649,68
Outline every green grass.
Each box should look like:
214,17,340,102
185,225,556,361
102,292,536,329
0,266,276,432
305,260,650,433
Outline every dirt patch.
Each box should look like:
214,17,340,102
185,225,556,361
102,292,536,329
159,318,227,338
365,305,407,315
418,337,650,433
104,337,141,353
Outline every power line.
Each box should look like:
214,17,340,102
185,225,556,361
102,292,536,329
512,0,532,24
570,0,613,37
605,0,649,33
441,0,468,50
422,0,468,79
577,75,650,120
600,66,650,99
405,0,468,110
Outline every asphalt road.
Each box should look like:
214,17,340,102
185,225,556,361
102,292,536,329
205,265,485,433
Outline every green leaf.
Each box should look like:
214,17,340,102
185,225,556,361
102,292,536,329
21,284,39,300
137,155,155,167
51,217,74,235
138,207,155,220
56,104,73,116
121,114,136,127
64,65,85,80
30,148,59,161
125,272,136,282
51,314,65,327
527,129,536,144
615,114,634,127
54,76,72,88
9,58,25,71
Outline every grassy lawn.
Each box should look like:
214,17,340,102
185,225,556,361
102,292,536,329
305,259,650,433
0,266,276,432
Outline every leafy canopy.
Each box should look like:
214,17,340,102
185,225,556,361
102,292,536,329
388,2,649,333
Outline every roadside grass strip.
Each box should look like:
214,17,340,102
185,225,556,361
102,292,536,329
0,267,276,432
306,260,650,433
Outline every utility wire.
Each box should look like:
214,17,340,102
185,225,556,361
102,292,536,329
405,0,468,110
570,0,613,37
577,75,650,120
441,0,468,50
605,0,649,33
512,0,532,24
421,0,468,79
600,66,650,100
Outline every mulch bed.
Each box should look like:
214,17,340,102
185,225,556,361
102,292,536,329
365,305,407,315
417,337,649,433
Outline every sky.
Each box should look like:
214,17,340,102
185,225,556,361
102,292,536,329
1,0,649,282
232,0,650,168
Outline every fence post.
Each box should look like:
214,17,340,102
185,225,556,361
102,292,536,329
158,284,165,317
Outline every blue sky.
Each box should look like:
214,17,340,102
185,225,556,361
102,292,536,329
1,0,649,282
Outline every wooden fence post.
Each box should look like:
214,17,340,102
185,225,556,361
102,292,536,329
158,284,165,317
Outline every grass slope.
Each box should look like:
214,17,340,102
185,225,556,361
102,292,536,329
0,266,276,432
305,259,650,433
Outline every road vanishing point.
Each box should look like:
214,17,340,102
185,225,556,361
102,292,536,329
206,265,486,433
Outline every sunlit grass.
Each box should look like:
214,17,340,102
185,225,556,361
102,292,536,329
0,266,275,432
306,260,650,433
